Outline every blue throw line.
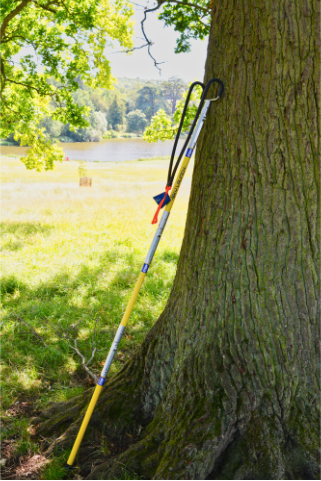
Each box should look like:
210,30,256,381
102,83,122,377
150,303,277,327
153,192,171,207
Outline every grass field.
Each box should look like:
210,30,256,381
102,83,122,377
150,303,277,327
0,154,191,479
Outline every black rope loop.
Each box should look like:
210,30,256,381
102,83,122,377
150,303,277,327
167,78,224,187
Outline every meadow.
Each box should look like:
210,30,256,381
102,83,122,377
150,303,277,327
0,154,191,479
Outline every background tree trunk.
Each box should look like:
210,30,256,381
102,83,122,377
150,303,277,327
36,0,320,478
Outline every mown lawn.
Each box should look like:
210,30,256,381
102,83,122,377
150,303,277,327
0,155,192,479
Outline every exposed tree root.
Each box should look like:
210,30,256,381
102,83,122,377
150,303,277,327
86,406,319,480
32,299,320,480
33,368,320,481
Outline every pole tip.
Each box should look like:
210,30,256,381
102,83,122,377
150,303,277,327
65,462,74,470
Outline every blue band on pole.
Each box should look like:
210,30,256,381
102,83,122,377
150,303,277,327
142,263,149,273
186,148,193,158
98,377,105,386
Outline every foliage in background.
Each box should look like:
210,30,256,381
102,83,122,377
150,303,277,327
4,77,189,146
161,77,186,115
0,0,134,170
144,83,203,142
136,83,166,121
69,111,108,142
107,92,126,130
126,110,148,133
39,117,63,143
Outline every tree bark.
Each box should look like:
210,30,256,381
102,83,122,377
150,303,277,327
35,0,320,478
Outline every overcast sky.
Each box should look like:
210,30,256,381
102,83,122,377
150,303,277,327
105,0,209,83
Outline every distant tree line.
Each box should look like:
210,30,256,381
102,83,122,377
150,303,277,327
4,77,187,145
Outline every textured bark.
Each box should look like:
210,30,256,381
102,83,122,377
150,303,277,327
36,0,320,478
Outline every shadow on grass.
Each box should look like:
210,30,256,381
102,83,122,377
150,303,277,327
1,222,54,237
1,275,28,295
1,245,177,405
0,222,55,252
160,249,179,263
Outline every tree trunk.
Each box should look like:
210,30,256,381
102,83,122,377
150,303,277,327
35,0,320,478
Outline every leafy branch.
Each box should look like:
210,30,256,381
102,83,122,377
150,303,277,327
0,0,134,170
0,0,32,39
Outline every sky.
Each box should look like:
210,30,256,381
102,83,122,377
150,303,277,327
105,0,209,82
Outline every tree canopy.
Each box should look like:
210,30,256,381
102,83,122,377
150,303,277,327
157,0,211,53
135,83,163,121
0,0,133,170
161,76,186,114
107,91,126,129
126,109,147,133
144,82,203,142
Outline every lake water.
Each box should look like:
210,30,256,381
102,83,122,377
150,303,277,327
1,138,186,163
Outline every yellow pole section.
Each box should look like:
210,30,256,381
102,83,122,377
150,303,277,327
121,272,146,327
66,272,147,466
66,154,191,468
165,155,191,213
67,384,103,466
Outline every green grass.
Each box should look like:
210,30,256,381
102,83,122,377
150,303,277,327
41,453,71,480
0,155,191,478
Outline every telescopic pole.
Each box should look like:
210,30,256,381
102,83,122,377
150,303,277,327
66,99,215,468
